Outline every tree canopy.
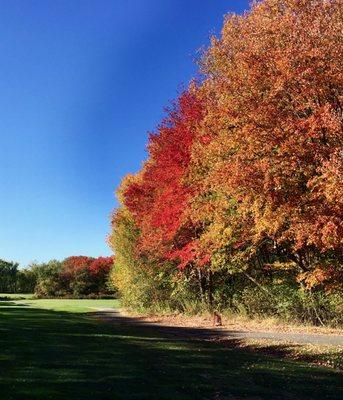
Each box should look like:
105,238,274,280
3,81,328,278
110,0,342,323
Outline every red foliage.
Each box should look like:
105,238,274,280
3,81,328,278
63,256,113,277
63,256,94,276
123,90,204,264
89,256,113,276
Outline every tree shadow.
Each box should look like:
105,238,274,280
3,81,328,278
94,310,343,372
0,299,29,306
0,303,342,400
216,338,343,371
0,295,31,301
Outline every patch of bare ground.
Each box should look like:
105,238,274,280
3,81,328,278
119,309,342,335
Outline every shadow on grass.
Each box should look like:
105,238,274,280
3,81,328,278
0,296,31,302
95,310,343,378
209,338,343,371
0,301,342,400
0,293,34,301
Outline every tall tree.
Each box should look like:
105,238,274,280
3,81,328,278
123,89,205,268
192,0,343,286
0,259,19,293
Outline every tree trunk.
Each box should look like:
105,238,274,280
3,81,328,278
197,268,206,304
208,270,214,312
243,271,277,300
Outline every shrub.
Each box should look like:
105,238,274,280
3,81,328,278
232,284,342,327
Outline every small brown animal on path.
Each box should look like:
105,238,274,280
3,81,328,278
213,311,222,326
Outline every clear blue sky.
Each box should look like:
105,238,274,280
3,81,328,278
0,0,249,267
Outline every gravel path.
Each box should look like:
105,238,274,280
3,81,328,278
219,330,343,345
94,308,343,346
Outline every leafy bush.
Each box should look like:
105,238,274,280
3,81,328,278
31,256,114,298
232,284,343,327
33,260,65,297
0,259,19,293
16,269,37,293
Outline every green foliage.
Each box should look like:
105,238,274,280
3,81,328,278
30,257,114,298
232,284,343,327
33,260,65,297
69,268,93,297
0,260,36,293
109,206,175,312
16,269,37,293
169,271,205,314
0,259,19,293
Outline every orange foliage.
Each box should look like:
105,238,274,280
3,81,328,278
113,0,343,290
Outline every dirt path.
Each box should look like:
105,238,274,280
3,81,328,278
93,308,343,346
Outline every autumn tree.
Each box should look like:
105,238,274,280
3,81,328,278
190,0,343,289
62,256,113,296
123,90,204,259
109,198,176,310
31,256,114,298
109,0,342,321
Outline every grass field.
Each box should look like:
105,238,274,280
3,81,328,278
0,293,35,300
15,298,119,312
0,298,342,400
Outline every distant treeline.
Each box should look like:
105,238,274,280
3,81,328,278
0,256,114,298
0,259,36,294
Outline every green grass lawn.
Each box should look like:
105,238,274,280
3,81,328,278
0,293,35,300
0,298,342,400
15,298,120,313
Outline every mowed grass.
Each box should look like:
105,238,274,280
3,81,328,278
0,294,119,312
0,299,342,400
0,293,35,300
15,298,120,313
